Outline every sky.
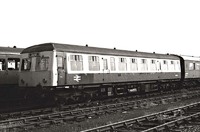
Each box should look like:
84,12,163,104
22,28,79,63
0,0,200,56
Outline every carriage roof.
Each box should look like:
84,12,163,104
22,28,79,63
21,43,179,60
180,55,200,61
0,46,24,54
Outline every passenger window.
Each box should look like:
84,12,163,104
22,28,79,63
140,59,148,71
88,56,100,71
70,55,83,71
189,63,195,70
110,57,116,71
196,63,200,70
35,57,49,71
118,57,127,71
185,63,188,70
169,60,175,71
130,58,137,71
175,61,180,71
8,58,20,70
150,60,156,71
0,59,6,71
162,60,168,71
21,58,31,71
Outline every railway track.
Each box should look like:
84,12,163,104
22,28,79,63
0,88,183,119
81,101,200,132
0,89,198,120
0,86,197,115
0,89,200,131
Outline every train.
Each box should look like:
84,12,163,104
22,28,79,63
0,43,200,104
0,46,24,101
0,46,24,87
16,43,200,103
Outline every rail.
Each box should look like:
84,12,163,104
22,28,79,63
81,102,200,132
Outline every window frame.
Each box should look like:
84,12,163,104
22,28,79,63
0,58,6,71
7,58,20,70
130,58,138,71
118,57,127,71
88,55,100,71
21,58,31,71
70,54,83,71
110,57,116,71
35,56,49,71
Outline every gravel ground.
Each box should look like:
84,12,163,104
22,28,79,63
182,125,200,132
29,97,200,132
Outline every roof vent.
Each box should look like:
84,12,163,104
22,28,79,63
167,53,169,55
13,46,17,48
153,52,155,54
114,47,116,50
86,44,88,47
136,50,138,52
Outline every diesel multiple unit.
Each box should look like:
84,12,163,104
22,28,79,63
0,46,23,88
18,43,200,102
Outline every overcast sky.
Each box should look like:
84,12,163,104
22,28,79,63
0,0,200,56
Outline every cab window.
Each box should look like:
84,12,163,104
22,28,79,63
70,55,83,71
0,59,6,71
35,57,49,71
7,58,20,70
21,58,31,71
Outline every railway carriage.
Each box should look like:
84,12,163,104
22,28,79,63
0,46,24,101
180,55,200,87
0,46,23,88
19,43,182,102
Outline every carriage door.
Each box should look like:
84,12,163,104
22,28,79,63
102,58,110,82
0,58,7,84
57,54,65,85
7,58,20,85
103,58,109,73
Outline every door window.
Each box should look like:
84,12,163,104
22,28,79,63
110,57,116,71
57,56,64,69
103,59,108,70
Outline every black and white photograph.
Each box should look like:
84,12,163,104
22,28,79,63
0,0,200,132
